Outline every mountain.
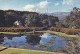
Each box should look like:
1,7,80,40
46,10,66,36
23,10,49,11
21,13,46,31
41,12,70,21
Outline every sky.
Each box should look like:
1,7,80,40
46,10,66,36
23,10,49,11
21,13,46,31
0,0,80,13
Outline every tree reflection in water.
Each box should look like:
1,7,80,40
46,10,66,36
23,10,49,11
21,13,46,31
0,35,4,44
26,35,41,46
0,33,67,52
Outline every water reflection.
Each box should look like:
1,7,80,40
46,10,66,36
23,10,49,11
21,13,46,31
39,33,66,50
0,35,4,44
40,33,50,39
26,36,41,46
0,33,66,51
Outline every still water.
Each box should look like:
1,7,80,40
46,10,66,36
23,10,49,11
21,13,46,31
0,33,66,51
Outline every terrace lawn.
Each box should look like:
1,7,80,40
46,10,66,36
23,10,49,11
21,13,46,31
0,32,20,35
0,48,64,54
0,46,6,50
0,30,79,37
0,32,34,35
36,30,78,37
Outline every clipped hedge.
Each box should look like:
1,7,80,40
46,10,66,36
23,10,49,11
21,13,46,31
0,27,45,32
50,27,80,35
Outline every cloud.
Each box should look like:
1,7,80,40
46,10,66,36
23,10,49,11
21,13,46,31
38,0,50,8
31,9,39,12
62,0,79,5
23,4,39,12
23,4,35,10
23,0,50,12
62,0,73,5
54,3,59,6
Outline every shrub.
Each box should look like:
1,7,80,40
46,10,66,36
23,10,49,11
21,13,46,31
50,27,80,35
0,27,45,32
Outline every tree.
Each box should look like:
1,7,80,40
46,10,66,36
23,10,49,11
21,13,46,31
64,7,80,29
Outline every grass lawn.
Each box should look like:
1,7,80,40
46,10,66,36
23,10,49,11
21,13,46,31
0,32,20,35
0,30,78,37
0,48,64,54
36,30,78,37
0,31,35,35
0,46,6,50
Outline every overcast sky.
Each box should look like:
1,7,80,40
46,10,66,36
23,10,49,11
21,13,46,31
0,0,80,13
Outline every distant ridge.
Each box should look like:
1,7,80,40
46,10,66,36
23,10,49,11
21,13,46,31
41,12,70,20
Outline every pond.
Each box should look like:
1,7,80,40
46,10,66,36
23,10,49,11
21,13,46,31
0,33,67,51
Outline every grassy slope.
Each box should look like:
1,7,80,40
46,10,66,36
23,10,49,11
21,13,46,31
0,31,34,35
0,30,78,37
0,48,64,54
0,46,6,50
0,32,20,34
36,30,78,37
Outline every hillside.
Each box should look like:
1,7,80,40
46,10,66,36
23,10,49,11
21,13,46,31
0,10,59,27
41,12,70,21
